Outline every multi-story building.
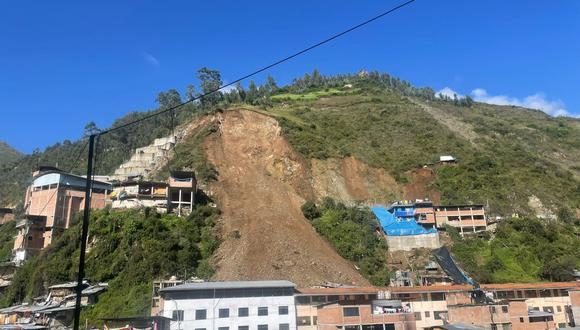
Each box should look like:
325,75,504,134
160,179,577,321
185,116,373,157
296,282,580,330
111,171,196,216
480,282,578,328
12,215,45,264
160,281,297,330
371,202,440,251
111,180,169,212
167,170,196,216
434,204,487,235
12,167,111,264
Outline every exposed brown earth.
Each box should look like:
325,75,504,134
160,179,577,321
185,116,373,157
311,156,402,205
403,167,441,204
204,109,369,286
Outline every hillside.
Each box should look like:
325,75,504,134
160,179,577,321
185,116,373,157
0,70,579,323
0,141,23,167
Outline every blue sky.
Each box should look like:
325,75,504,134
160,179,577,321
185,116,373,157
1,1,579,153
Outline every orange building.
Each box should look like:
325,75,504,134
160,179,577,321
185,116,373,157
434,205,487,235
295,282,580,330
13,167,111,264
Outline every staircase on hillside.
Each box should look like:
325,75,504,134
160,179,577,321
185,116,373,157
111,136,177,182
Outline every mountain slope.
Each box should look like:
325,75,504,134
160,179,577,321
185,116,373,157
257,88,579,216
204,110,368,286
0,141,23,167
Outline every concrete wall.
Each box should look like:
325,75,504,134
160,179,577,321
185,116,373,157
571,290,580,327
386,233,440,251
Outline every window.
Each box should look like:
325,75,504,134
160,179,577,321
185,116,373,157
362,325,383,330
345,326,359,330
297,316,311,326
296,296,310,305
558,323,566,328
414,312,422,320
312,316,317,325
421,293,429,301
312,295,326,303
501,306,508,313
490,306,496,313
257,325,268,330
430,292,446,301
218,327,229,330
258,307,268,316
219,308,230,318
424,311,431,318
278,306,289,315
384,324,395,330
172,310,184,321
238,307,249,317
520,317,524,322
525,290,538,298
195,328,205,330
556,306,562,312
279,324,290,330
540,290,552,297
327,295,340,302
542,306,554,313
238,327,249,330
195,309,207,320
343,307,360,317
434,311,446,320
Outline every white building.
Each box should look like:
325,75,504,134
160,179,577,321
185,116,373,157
160,280,297,330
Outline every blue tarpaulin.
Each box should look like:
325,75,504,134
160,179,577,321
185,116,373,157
371,206,438,236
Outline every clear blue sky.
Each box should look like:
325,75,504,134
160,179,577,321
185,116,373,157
1,1,579,153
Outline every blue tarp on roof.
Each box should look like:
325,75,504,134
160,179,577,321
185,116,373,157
371,206,438,237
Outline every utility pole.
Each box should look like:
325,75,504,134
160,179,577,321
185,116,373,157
73,134,95,330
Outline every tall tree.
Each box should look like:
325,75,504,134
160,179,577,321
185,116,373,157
196,67,223,106
156,89,182,109
186,85,197,102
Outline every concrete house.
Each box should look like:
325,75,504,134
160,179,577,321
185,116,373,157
12,167,111,264
160,281,297,330
372,202,441,251
434,205,488,236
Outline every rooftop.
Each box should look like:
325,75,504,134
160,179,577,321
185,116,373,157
480,281,580,291
160,280,296,292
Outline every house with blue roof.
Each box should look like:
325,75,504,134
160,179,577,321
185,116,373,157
372,200,440,251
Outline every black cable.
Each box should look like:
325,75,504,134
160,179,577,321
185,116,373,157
98,0,417,136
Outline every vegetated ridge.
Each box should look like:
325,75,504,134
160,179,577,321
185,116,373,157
0,69,579,325
0,141,23,168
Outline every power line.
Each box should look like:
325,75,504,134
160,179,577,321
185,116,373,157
98,0,417,136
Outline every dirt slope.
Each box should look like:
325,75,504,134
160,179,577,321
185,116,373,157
311,156,402,205
205,109,369,286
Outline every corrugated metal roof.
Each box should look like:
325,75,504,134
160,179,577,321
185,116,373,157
161,280,295,292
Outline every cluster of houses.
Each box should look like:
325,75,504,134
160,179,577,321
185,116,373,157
5,166,196,266
98,278,580,330
372,200,489,252
0,280,108,329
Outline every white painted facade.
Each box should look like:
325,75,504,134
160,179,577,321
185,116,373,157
161,281,296,330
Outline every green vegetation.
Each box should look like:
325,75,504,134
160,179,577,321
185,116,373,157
255,73,579,216
0,141,23,167
156,124,218,183
301,199,390,285
448,213,580,284
1,205,220,326
0,221,17,262
270,88,346,101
